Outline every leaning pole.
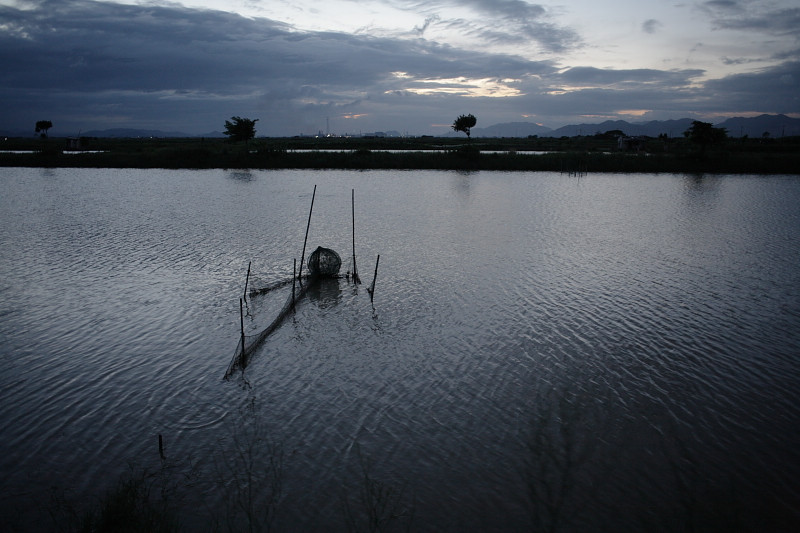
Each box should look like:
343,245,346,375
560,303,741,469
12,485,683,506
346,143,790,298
298,184,316,280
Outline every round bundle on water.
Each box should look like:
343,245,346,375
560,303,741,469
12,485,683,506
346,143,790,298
307,246,342,277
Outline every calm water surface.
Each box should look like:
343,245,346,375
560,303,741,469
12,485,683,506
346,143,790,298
1,168,799,531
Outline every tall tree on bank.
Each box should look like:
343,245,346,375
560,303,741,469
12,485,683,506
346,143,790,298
684,120,727,152
452,114,477,140
224,116,258,144
35,120,53,139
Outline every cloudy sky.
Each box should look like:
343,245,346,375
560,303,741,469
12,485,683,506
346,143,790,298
1,0,798,136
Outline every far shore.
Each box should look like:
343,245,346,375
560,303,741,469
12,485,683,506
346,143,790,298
2,135,799,174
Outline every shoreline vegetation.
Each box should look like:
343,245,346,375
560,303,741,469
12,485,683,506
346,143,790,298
2,134,799,174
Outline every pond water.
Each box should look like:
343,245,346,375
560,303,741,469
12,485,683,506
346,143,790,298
1,168,799,531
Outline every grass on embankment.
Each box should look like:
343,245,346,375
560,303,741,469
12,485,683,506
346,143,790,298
2,135,799,174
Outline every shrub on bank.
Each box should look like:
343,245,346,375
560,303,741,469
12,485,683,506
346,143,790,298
2,136,798,173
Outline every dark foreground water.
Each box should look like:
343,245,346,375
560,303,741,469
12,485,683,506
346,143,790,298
1,168,799,532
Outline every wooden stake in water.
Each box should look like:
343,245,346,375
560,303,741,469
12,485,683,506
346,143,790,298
158,434,165,460
367,254,380,301
243,261,251,299
240,298,245,358
292,258,297,309
352,189,361,284
298,184,316,281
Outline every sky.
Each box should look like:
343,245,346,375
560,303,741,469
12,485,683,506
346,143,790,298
1,0,798,136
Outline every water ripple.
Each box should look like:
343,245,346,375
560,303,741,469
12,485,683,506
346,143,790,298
2,170,799,531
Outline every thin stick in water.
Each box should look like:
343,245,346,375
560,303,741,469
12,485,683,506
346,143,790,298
240,298,245,360
367,254,380,301
298,184,316,280
352,189,360,283
243,261,251,300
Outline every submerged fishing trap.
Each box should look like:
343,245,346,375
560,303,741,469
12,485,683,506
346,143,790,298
224,186,379,380
307,246,342,277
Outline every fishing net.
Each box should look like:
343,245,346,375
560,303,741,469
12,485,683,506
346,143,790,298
224,247,344,379
225,279,312,379
225,185,368,379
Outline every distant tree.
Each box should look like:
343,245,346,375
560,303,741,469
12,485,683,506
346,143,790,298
223,116,258,143
452,114,477,140
35,120,53,139
683,120,726,151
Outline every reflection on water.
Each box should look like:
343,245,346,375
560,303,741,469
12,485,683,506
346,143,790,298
227,169,255,182
305,277,344,309
0,168,799,531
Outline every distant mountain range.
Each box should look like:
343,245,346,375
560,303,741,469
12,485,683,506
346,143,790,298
3,114,798,139
444,114,800,139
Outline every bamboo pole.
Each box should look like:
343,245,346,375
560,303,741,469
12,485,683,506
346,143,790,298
240,298,245,358
367,254,380,301
298,184,316,281
352,189,360,283
243,261,251,300
292,258,296,309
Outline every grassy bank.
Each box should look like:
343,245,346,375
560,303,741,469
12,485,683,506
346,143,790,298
2,135,799,173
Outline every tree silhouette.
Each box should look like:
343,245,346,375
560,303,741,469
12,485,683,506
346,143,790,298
684,120,726,152
224,116,259,143
452,114,477,140
35,120,53,139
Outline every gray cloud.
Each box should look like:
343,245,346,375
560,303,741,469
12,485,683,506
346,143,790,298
715,7,800,34
0,0,797,136
414,15,440,36
701,1,800,35
773,48,800,60
703,0,741,9
0,0,555,134
721,56,761,65
642,19,663,34
702,61,799,110
392,0,581,53
558,67,705,87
